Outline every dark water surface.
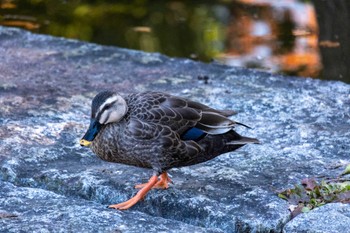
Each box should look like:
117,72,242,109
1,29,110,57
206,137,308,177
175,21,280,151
1,0,349,83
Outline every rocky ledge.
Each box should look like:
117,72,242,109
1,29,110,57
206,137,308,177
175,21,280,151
0,27,349,232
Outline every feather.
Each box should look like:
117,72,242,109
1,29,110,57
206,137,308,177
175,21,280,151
217,109,236,117
181,127,206,141
195,123,232,134
200,111,235,127
193,111,234,134
226,136,260,145
173,107,201,121
161,96,187,108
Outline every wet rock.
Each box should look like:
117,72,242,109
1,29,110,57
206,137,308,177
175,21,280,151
0,26,349,232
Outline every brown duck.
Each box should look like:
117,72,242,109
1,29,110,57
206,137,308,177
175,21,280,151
80,91,259,210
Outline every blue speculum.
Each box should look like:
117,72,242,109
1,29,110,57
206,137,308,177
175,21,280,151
181,127,206,141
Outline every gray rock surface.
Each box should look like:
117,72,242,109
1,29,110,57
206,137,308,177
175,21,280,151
0,26,349,232
0,180,219,233
283,203,350,233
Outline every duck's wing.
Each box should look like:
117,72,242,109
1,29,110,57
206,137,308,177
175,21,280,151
127,92,244,139
127,92,201,135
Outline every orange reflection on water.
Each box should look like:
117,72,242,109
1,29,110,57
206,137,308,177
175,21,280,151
219,0,321,78
0,0,16,9
1,20,39,30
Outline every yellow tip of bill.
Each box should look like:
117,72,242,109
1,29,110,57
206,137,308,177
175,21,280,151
80,139,92,147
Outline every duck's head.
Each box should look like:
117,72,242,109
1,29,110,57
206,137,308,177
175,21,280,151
80,91,128,147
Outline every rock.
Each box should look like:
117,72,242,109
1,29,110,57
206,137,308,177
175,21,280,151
283,203,350,233
0,180,220,233
0,26,349,232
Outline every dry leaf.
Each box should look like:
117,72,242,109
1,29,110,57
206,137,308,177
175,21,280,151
301,178,317,190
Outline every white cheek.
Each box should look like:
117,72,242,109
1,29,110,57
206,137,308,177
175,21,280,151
108,111,121,123
102,108,127,124
99,112,108,124
98,95,128,125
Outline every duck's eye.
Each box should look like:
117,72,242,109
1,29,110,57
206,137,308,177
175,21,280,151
104,103,112,110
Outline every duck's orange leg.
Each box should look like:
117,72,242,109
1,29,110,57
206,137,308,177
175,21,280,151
135,172,171,189
109,175,158,210
155,172,172,189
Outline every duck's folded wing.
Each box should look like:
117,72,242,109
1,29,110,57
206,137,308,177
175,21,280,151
129,92,243,138
129,93,202,134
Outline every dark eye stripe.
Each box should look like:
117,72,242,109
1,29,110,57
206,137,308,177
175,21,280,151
104,103,112,110
102,111,112,124
96,101,115,122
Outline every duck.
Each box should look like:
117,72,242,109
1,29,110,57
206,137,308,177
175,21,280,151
80,91,259,210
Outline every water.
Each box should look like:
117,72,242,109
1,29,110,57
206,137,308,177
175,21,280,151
0,0,349,83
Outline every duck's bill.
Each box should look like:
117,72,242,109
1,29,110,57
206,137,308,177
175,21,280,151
80,118,102,147
80,139,92,146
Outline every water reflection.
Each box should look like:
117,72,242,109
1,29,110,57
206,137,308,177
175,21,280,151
218,0,321,79
0,0,349,83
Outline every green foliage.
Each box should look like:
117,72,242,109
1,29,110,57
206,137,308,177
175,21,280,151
278,169,350,218
342,164,350,176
